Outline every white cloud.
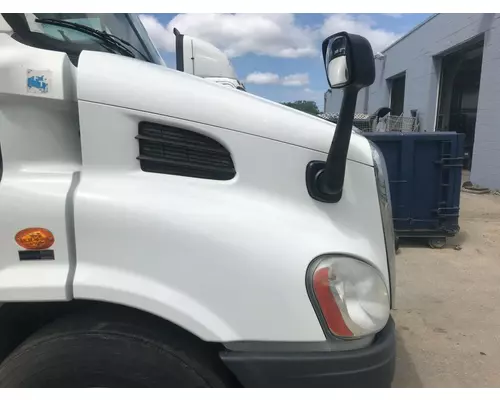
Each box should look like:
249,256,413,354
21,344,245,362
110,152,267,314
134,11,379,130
321,14,400,52
139,14,175,51
140,13,401,59
303,87,323,98
245,72,280,85
282,73,309,87
244,72,309,86
141,13,317,58
384,14,403,18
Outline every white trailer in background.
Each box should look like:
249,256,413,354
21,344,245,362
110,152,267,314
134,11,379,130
173,27,245,91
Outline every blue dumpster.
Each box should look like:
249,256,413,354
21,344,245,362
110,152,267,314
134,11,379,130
363,131,464,248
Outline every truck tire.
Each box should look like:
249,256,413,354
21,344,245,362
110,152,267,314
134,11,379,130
0,306,232,388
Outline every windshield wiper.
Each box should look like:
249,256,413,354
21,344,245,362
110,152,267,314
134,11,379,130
103,31,150,62
34,18,149,61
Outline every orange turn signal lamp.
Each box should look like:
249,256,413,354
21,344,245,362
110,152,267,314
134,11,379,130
15,228,55,250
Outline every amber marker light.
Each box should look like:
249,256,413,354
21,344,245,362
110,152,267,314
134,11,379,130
15,228,55,250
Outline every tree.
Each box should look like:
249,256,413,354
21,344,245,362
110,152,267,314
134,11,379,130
281,100,320,116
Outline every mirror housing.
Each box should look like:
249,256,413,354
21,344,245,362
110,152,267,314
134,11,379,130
306,32,375,203
322,31,375,90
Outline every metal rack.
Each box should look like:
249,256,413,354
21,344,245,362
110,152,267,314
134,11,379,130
319,112,420,133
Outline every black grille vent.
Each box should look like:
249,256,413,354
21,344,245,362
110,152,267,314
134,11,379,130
136,122,236,180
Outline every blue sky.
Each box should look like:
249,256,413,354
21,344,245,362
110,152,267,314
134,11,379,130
140,14,432,109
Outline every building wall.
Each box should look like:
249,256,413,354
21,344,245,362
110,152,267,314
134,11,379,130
324,88,367,114
471,22,500,188
324,13,500,189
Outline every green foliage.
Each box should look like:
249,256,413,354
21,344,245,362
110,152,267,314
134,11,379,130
281,100,320,116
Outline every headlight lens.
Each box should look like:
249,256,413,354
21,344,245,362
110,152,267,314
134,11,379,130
370,142,396,308
308,256,390,338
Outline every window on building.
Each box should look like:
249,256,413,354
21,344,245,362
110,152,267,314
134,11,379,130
389,74,406,117
435,38,484,170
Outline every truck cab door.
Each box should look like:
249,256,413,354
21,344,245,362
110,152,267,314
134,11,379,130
0,37,81,301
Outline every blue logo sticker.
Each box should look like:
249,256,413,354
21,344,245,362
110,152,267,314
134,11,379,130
27,70,51,94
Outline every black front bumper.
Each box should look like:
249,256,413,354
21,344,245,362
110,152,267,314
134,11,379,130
220,317,395,388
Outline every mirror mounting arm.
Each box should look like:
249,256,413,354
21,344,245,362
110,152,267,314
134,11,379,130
307,31,374,204
306,86,359,203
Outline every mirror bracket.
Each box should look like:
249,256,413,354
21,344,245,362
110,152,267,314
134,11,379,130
306,161,342,203
306,85,360,203
306,31,374,204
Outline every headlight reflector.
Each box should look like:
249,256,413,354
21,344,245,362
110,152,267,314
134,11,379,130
308,256,390,338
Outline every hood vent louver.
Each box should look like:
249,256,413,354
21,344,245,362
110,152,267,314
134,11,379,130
136,122,236,181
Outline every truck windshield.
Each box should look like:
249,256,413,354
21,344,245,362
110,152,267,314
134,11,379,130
2,13,165,66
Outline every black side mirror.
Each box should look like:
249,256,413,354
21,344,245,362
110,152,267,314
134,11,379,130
322,32,375,90
307,32,375,203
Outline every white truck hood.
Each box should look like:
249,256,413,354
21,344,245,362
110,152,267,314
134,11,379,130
77,51,373,166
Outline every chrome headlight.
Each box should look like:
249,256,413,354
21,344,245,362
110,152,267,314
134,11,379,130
307,255,390,338
370,142,396,308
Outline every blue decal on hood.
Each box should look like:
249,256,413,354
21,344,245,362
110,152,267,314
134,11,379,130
27,75,49,93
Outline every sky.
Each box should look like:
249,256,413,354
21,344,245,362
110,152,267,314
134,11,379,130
139,13,433,110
